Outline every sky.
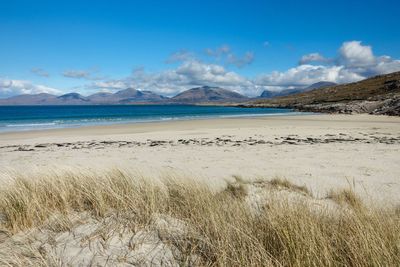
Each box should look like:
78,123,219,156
1,0,400,98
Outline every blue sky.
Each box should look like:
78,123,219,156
1,0,400,97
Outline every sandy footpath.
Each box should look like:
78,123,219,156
0,114,399,204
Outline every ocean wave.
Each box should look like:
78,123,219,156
0,108,311,133
5,122,58,127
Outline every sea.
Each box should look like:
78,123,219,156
0,105,302,132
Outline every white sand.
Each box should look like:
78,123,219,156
1,114,399,204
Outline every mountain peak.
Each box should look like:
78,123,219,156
172,86,247,103
57,93,88,101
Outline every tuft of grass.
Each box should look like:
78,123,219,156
0,171,399,266
222,175,248,199
269,177,311,195
327,188,364,209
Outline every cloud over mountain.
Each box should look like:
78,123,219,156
2,41,400,99
0,78,61,98
256,41,400,92
86,41,400,97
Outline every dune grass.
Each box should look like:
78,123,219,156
0,170,399,266
268,177,311,195
327,188,364,209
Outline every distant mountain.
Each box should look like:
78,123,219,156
259,81,337,99
0,86,247,105
57,93,89,104
113,88,167,103
0,93,57,105
171,86,248,103
0,88,168,105
86,92,114,104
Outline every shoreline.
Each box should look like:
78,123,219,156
0,113,396,141
0,110,306,135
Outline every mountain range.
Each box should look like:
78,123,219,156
0,88,171,105
0,83,334,105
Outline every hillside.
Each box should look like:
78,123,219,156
246,72,400,116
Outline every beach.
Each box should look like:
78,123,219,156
1,114,399,205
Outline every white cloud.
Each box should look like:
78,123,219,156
255,64,364,88
335,41,400,77
339,41,375,68
0,78,61,98
299,53,329,65
373,56,400,75
254,40,400,91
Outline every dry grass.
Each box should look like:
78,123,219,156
0,171,399,266
269,177,311,195
327,188,364,209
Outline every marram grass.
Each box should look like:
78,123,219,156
0,170,399,266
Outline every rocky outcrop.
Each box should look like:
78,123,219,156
292,95,400,116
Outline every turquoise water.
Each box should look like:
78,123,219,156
0,105,300,132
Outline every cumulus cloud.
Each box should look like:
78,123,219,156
0,78,61,98
336,41,400,77
255,64,363,88
299,53,330,65
31,68,49,77
339,41,375,68
257,40,400,91
90,59,254,96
